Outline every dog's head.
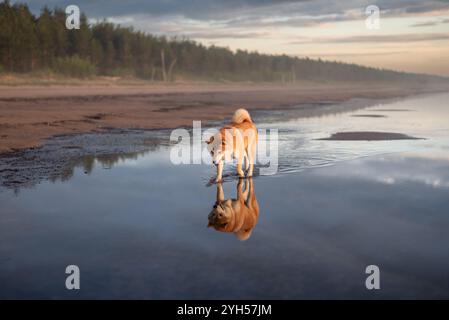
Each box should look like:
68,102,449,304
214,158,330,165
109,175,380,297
207,199,254,241
206,131,233,166
207,199,233,231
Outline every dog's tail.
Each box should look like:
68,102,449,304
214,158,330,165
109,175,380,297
232,108,252,124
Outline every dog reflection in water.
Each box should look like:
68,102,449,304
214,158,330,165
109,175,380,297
208,178,259,241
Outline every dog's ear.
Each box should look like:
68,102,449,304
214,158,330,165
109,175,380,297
206,136,214,144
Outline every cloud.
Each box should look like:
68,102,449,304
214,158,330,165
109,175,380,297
181,31,271,39
20,0,449,23
20,0,309,19
298,51,410,58
289,33,449,45
403,0,449,14
411,17,449,27
319,154,449,190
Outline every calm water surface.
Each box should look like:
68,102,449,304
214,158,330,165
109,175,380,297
1,93,449,299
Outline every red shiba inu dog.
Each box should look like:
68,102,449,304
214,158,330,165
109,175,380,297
208,178,259,241
206,108,258,183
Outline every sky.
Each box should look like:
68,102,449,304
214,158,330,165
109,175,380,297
19,0,449,76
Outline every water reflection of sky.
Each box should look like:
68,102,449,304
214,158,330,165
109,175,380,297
0,93,449,299
255,92,449,175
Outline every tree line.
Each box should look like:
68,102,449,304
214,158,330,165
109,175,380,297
0,0,447,83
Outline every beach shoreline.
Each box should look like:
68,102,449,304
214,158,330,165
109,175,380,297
0,88,445,190
1,81,448,154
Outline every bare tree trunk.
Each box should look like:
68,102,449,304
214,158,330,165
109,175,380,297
31,56,35,71
151,67,156,81
160,49,167,82
8,45,13,71
168,58,177,82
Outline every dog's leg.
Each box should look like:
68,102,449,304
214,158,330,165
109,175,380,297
248,177,253,200
242,178,250,201
237,151,245,178
216,162,224,183
217,183,224,201
244,151,250,171
247,178,255,209
237,178,244,200
248,142,256,177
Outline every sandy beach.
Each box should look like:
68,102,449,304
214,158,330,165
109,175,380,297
1,81,447,154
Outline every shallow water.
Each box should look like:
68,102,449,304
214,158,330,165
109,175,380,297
1,93,449,299
254,93,449,175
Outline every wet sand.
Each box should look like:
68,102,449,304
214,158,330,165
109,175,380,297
318,131,423,141
351,114,387,118
1,82,447,154
372,109,414,112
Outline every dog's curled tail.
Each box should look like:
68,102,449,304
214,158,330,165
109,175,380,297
232,108,252,124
